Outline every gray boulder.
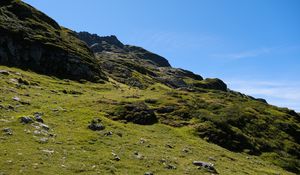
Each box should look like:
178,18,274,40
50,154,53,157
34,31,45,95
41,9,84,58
193,161,217,173
19,116,34,124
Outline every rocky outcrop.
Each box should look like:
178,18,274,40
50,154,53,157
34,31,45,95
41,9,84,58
110,102,158,125
124,45,171,67
0,0,106,82
76,31,171,67
193,78,227,91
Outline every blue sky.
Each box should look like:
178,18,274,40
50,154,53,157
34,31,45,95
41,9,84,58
23,0,300,111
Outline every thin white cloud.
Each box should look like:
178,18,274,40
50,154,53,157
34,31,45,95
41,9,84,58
211,47,273,59
226,79,300,112
125,30,219,52
210,44,300,60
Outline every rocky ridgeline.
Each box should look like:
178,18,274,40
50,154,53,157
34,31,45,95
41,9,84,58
0,0,228,92
0,0,106,82
77,31,229,91
76,31,171,67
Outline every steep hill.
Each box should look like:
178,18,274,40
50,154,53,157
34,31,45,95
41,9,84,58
0,0,299,174
0,0,106,82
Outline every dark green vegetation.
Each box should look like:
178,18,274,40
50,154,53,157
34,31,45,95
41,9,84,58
0,0,299,174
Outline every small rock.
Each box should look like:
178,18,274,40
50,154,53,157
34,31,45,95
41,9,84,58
182,147,190,153
39,123,50,131
9,78,18,84
41,149,54,154
193,161,217,173
33,130,42,136
166,144,174,149
112,152,120,161
209,157,216,161
3,128,13,135
20,116,34,124
34,115,44,123
8,105,14,110
13,96,21,102
164,164,176,170
140,138,147,144
88,123,105,131
38,137,48,144
134,151,144,160
159,159,166,163
104,131,113,136
18,78,30,85
144,172,154,175
88,118,105,131
0,70,10,75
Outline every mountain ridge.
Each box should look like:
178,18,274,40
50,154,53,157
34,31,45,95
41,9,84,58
0,0,299,174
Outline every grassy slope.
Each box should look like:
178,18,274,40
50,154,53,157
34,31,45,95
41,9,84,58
0,65,295,175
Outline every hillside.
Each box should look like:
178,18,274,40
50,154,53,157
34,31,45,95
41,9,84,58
0,0,299,174
0,0,106,82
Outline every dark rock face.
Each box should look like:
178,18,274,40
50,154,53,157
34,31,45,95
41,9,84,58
193,78,227,91
76,31,171,67
88,118,105,131
0,1,106,82
111,102,158,125
76,32,124,52
124,45,171,67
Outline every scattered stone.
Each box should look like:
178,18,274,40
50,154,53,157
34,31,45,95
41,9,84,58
41,149,54,154
182,147,190,153
33,130,42,136
104,131,113,136
144,172,154,175
112,152,120,161
39,123,50,131
51,107,65,112
18,78,30,85
140,138,147,144
88,118,105,131
3,128,13,135
19,116,34,124
0,70,10,75
7,105,14,110
166,144,174,149
209,157,216,161
164,164,176,170
12,96,30,105
24,129,31,134
193,161,217,173
13,96,21,102
23,93,30,97
38,137,48,144
9,78,18,84
20,100,31,105
134,151,144,160
34,114,44,123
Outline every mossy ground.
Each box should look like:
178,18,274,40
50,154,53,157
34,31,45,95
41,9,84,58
0,65,296,175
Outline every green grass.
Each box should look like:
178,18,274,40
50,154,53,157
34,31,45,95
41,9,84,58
0,65,296,175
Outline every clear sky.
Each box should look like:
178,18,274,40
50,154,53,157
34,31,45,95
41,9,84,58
23,0,300,111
